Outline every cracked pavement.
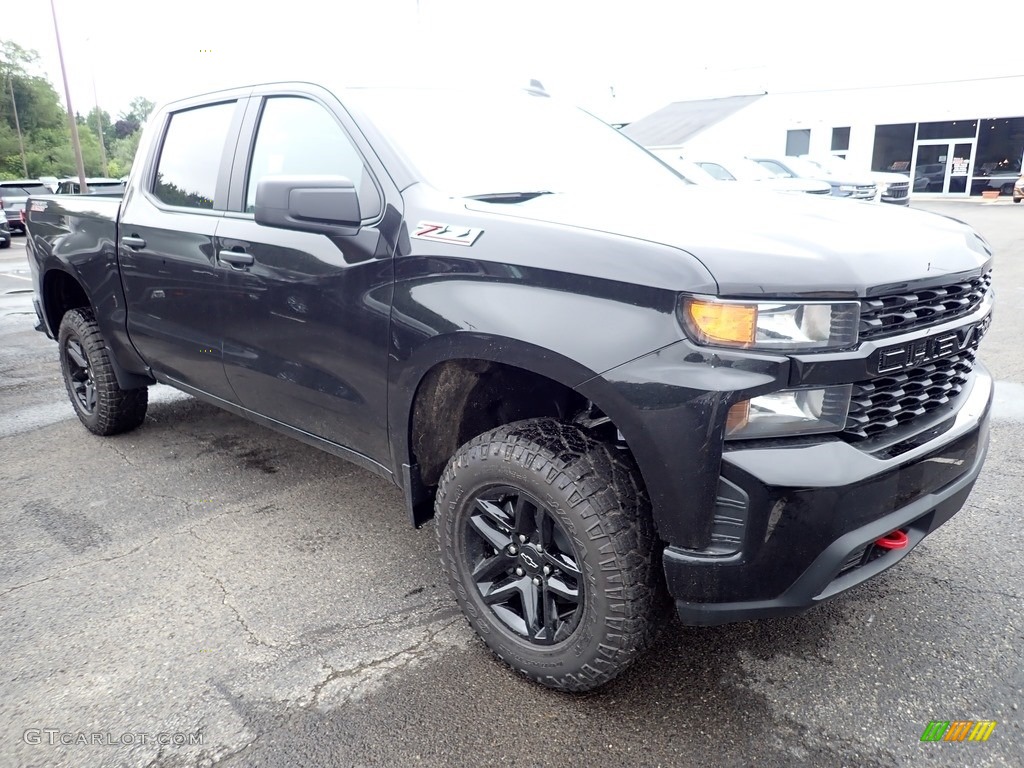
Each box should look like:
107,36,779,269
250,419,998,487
0,202,1021,767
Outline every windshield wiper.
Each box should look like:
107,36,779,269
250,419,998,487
464,190,556,203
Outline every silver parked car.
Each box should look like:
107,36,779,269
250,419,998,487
754,156,878,202
0,179,51,234
678,154,832,196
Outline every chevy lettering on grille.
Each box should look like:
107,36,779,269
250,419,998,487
872,313,992,375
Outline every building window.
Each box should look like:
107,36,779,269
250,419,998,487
917,119,978,140
786,129,810,156
831,127,850,153
971,117,1024,196
872,123,915,173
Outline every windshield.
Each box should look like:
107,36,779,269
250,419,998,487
784,156,832,177
649,151,715,183
345,88,689,198
0,184,50,197
696,157,778,182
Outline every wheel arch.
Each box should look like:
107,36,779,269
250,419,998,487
41,265,154,390
41,267,91,339
393,334,648,527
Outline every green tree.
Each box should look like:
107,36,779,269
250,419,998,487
124,96,155,125
85,105,115,148
108,129,141,177
0,38,153,180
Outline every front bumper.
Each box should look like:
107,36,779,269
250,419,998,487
665,364,992,625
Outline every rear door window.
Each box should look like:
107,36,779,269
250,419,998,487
153,102,236,209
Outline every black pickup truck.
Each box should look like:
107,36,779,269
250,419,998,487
26,82,994,691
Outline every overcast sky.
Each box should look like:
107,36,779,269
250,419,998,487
11,0,1024,123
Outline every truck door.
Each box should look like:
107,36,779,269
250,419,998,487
214,89,397,465
118,97,246,402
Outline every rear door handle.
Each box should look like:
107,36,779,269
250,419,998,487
218,250,255,268
121,235,147,249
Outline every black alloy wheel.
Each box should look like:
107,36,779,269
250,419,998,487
58,308,148,435
64,335,97,414
436,418,665,691
463,486,584,645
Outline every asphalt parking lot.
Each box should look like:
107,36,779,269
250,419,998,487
1,200,1021,768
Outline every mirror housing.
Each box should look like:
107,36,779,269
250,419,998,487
254,175,361,235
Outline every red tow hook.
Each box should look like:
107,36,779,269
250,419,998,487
875,529,909,550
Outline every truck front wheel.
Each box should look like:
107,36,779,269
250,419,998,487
58,308,148,436
435,418,664,691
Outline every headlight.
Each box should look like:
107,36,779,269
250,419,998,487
681,297,860,352
726,384,852,439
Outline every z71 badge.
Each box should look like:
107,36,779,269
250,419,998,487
412,222,483,246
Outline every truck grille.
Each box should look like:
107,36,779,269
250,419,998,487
843,349,975,439
859,271,991,341
883,182,909,200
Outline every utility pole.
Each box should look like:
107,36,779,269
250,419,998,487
7,76,29,177
93,78,108,175
50,0,89,193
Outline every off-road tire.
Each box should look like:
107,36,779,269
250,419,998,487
58,308,148,435
436,417,665,691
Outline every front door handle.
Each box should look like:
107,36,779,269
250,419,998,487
218,250,255,268
121,235,147,250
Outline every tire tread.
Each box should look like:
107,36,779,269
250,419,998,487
435,417,665,692
59,307,148,436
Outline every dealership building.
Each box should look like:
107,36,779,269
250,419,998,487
621,75,1024,198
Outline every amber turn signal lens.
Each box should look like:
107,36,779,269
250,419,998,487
726,400,751,435
686,300,757,346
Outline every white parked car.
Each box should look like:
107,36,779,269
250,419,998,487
801,155,911,206
674,153,833,196
754,156,877,202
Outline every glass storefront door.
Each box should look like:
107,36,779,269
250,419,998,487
912,141,974,194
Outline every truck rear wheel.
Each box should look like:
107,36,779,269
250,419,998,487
435,418,664,691
58,308,148,436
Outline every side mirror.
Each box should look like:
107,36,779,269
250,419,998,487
254,175,362,235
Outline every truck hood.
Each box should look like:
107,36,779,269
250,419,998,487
464,187,991,297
